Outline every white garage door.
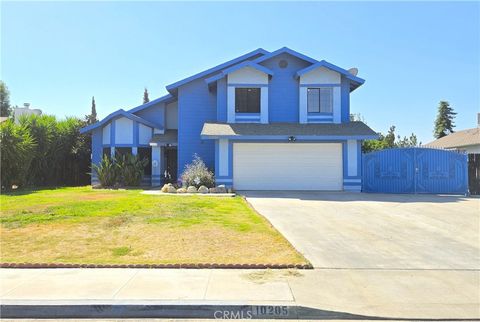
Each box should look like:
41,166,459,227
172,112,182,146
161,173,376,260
233,143,343,190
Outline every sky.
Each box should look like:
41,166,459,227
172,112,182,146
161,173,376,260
1,1,479,143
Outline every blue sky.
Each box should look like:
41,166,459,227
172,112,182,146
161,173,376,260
2,1,479,143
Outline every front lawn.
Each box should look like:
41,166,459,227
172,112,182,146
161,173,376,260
0,187,307,266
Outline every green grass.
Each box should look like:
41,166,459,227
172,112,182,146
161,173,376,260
0,186,307,265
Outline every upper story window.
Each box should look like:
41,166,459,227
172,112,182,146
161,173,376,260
307,88,333,113
235,88,260,113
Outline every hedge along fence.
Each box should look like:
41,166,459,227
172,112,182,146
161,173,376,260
0,115,91,190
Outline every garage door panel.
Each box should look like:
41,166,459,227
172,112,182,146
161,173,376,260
233,143,343,190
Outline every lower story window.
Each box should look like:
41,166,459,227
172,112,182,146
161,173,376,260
138,147,152,175
115,147,132,158
307,88,333,113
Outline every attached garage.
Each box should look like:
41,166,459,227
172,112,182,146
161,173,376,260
233,143,343,190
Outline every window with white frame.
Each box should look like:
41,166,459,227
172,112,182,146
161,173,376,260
235,88,261,113
307,88,333,113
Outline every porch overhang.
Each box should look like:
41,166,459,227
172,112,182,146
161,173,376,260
200,122,379,141
149,130,178,147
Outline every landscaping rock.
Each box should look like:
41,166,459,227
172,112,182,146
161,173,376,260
187,186,197,193
177,187,187,193
216,185,227,193
227,188,235,194
209,187,217,193
161,184,170,193
167,185,177,193
198,185,209,193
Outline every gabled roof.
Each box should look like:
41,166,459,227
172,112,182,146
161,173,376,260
425,127,480,149
80,109,164,134
166,48,269,93
205,61,274,86
252,46,318,64
296,60,365,85
201,121,378,139
128,94,175,114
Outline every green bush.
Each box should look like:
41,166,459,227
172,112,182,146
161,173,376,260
92,155,117,187
92,153,148,188
180,154,215,188
18,114,91,186
0,120,36,190
116,153,148,186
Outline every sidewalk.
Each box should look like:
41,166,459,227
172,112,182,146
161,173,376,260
1,268,478,319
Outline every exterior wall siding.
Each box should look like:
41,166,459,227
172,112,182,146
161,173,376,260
91,128,103,185
259,53,310,123
165,101,178,129
341,77,351,123
178,78,216,178
135,102,165,127
216,77,227,122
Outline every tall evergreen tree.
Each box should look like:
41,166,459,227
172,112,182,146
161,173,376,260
0,81,12,117
384,126,396,148
143,88,150,104
85,96,98,125
433,101,456,139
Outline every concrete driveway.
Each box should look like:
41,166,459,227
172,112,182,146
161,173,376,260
242,192,480,269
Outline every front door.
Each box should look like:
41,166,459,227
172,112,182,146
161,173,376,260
164,147,178,183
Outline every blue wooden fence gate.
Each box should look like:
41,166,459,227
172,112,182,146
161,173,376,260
362,148,468,194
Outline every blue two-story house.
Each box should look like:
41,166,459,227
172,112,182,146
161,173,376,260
81,47,377,191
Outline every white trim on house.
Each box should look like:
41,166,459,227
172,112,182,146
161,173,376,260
347,139,358,176
139,124,153,145
227,67,269,124
298,66,341,124
102,123,111,144
114,117,134,144
218,139,229,176
300,66,341,84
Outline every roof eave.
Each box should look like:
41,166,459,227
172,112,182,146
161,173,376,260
201,134,378,140
295,60,366,87
253,47,318,64
80,109,164,134
165,48,269,92
128,94,175,114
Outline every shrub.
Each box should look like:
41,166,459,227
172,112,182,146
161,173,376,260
0,120,36,190
116,153,148,186
18,114,91,186
180,154,215,188
92,155,117,187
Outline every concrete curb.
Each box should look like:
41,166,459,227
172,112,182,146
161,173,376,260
0,263,313,269
3,302,468,320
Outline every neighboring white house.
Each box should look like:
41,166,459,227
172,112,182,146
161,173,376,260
426,113,480,154
13,103,42,123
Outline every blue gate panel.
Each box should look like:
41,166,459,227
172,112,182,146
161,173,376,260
415,148,468,194
362,148,468,194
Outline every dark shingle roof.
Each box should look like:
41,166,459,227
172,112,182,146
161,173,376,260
425,127,479,149
150,130,178,145
201,121,377,138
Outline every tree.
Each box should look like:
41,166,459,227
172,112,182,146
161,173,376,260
85,96,98,125
433,101,456,139
384,126,396,148
0,81,12,117
396,133,420,148
143,88,150,104
362,125,420,153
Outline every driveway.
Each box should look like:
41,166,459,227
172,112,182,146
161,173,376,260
242,192,480,269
